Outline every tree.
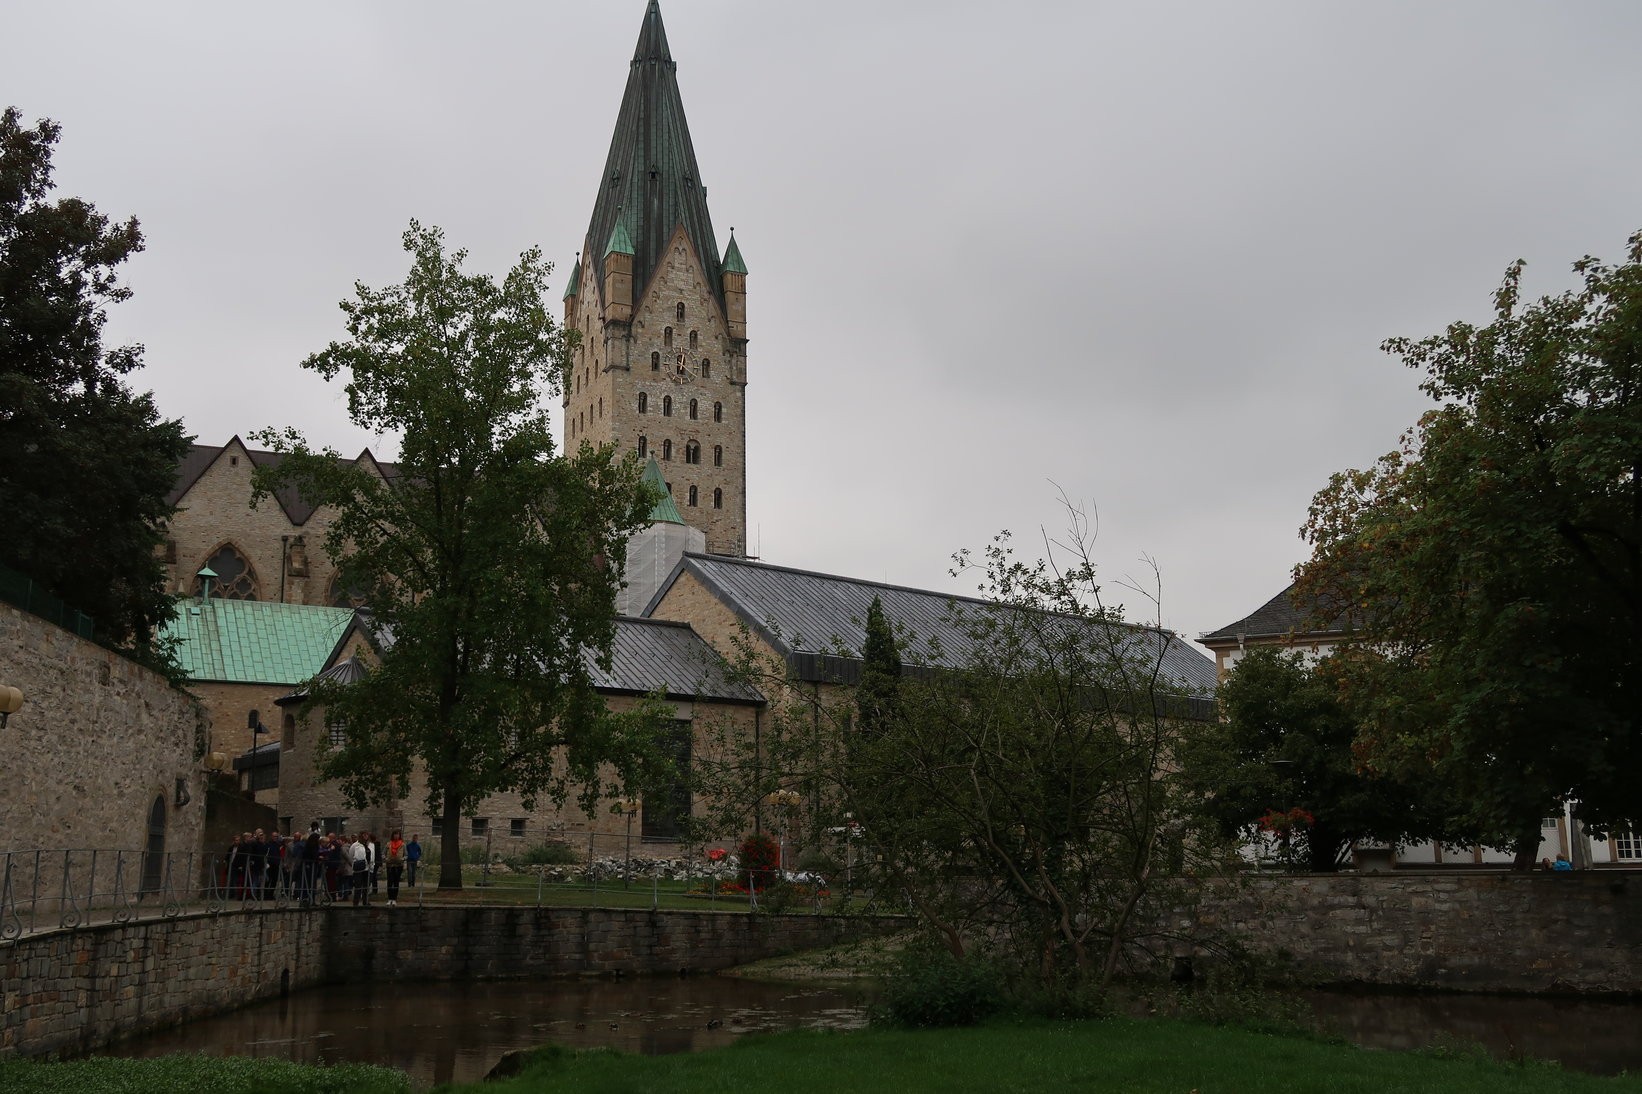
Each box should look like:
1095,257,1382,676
0,107,189,655
855,594,900,738
1178,647,1458,872
1298,231,1642,864
254,222,664,889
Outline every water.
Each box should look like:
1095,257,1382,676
107,977,869,1088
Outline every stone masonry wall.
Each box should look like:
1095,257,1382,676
0,908,898,1058
1193,873,1642,994
0,603,205,858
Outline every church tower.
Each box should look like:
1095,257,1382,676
563,1,748,557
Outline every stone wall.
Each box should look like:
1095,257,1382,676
1193,872,1642,994
0,603,206,859
0,908,898,1057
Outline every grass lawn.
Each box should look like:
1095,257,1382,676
463,1017,1642,1094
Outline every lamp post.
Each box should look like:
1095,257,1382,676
0,686,23,730
247,710,271,801
616,798,641,888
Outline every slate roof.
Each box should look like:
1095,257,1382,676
583,1,726,312
645,554,1219,701
1199,583,1350,646
161,598,358,685
169,438,400,527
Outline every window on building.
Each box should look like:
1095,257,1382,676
598,397,604,417
662,439,673,461
713,401,723,423
664,326,673,348
327,718,347,750
510,818,526,838
431,817,444,838
688,329,698,349
471,817,489,837
700,359,711,379
1616,830,1642,861
676,302,686,323
651,351,661,371
662,395,672,416
689,398,698,420
687,485,698,507
638,392,648,413
320,815,349,835
196,543,259,600
637,435,648,458
642,720,692,840
713,444,723,467
713,487,723,509
683,441,698,465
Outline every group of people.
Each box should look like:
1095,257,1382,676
222,825,423,906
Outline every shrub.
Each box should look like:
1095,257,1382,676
739,833,779,892
873,945,1005,1028
516,841,579,867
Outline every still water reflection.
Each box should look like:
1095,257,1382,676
109,977,868,1089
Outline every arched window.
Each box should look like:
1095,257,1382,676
713,401,723,423
651,351,661,371
687,485,698,507
685,441,700,465
638,392,648,413
195,543,259,600
638,436,648,458
689,398,698,420
676,302,686,323
662,439,673,461
663,327,673,348
141,796,166,893
598,397,604,417
688,329,698,349
662,395,672,416
329,571,367,609
713,444,723,467
713,487,723,510
701,359,711,379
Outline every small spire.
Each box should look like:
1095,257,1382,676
722,231,747,275
640,456,686,525
605,215,635,258
633,0,672,64
563,255,582,300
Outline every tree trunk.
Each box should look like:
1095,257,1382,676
438,789,463,890
1510,814,1545,872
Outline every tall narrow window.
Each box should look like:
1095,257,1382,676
651,351,661,371
689,398,698,420
638,436,648,458
713,401,723,423
687,485,698,507
713,487,723,510
598,397,604,417
701,359,711,379
713,444,723,467
638,392,648,413
676,302,686,323
662,395,672,416
196,543,260,600
664,327,673,348
685,441,700,465
688,329,698,349
662,439,672,461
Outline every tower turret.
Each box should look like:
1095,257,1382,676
722,232,747,344
602,218,635,326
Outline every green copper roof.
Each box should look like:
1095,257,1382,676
721,233,747,275
160,598,357,685
584,0,726,309
605,216,635,258
562,256,582,300
641,456,685,524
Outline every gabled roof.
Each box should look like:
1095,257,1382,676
169,438,401,527
274,620,763,707
644,554,1219,702
1199,583,1350,646
589,617,764,704
584,0,725,312
161,598,359,685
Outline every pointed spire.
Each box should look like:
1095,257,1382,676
722,231,747,275
633,1,672,64
562,255,582,301
605,215,635,258
640,456,685,524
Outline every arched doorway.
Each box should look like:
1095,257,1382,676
141,796,166,893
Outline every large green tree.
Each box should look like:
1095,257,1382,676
0,107,188,653
1178,647,1459,872
255,222,663,888
1298,232,1642,863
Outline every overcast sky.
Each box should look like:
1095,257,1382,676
8,1,1641,651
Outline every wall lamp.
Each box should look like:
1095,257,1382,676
0,686,22,730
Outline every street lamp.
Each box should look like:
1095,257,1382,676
0,686,23,731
